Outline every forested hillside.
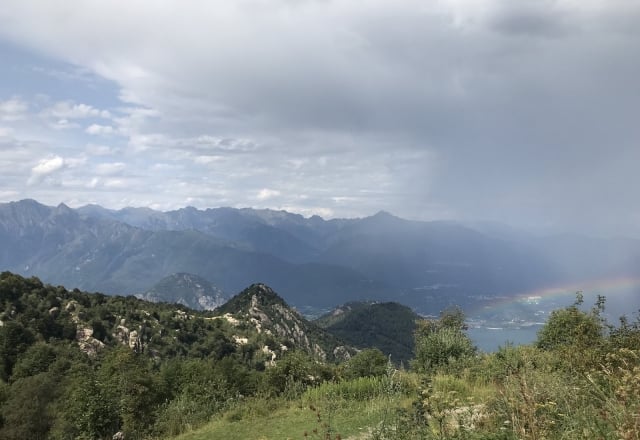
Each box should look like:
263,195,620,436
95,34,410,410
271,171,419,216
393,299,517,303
315,301,421,364
0,272,353,439
1,271,640,440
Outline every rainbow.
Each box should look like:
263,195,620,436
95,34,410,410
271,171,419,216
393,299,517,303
470,276,640,318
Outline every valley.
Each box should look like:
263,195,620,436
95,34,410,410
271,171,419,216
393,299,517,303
2,199,640,352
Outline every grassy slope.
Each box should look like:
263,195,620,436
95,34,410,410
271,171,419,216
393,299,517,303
172,397,397,440
168,369,498,440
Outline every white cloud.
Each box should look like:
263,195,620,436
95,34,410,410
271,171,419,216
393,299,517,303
43,101,111,119
256,188,281,201
85,143,116,156
64,156,87,168
0,126,13,137
103,178,130,189
49,118,80,130
194,155,223,165
0,97,28,121
280,205,335,219
28,155,66,185
94,162,126,176
85,124,115,135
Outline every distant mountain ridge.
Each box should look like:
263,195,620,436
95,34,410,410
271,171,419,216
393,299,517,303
0,200,387,308
3,199,640,314
137,273,227,310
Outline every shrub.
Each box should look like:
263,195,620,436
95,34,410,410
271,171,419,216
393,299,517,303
342,348,388,379
413,326,476,375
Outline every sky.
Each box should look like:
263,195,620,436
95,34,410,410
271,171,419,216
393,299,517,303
0,0,639,236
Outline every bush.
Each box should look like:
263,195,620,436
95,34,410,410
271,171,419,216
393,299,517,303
535,294,608,373
261,351,317,398
304,376,387,402
413,327,476,375
342,348,388,379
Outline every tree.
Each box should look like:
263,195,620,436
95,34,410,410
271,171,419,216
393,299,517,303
535,293,608,372
0,321,35,381
412,308,476,374
262,351,316,397
0,373,58,440
50,364,120,439
10,342,56,380
342,348,388,379
97,347,161,439
536,293,606,351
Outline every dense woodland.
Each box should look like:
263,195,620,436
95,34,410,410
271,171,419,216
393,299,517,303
1,272,640,439
315,301,419,365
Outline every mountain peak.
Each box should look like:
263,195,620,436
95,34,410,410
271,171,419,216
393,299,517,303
373,210,395,217
216,284,354,362
55,202,73,213
139,272,226,311
218,283,288,314
369,210,405,223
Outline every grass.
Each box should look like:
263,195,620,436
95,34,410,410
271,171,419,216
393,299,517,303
167,371,496,440
429,372,496,404
170,395,405,440
169,373,420,440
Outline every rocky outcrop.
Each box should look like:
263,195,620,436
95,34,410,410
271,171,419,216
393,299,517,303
113,320,145,353
216,283,356,362
76,326,105,356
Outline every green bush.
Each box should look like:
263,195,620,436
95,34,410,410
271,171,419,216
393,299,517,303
412,308,476,375
304,376,387,402
342,348,389,379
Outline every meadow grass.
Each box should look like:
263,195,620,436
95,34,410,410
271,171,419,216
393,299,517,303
170,375,414,440
167,371,499,440
170,396,406,440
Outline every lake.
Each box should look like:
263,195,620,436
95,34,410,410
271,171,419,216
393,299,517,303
467,325,541,352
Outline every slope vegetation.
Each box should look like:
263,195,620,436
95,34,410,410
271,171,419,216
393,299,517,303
315,301,422,364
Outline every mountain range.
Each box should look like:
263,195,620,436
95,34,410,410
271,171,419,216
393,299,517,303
2,199,640,314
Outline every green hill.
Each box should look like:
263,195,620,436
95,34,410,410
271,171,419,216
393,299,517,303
315,301,422,364
0,272,352,439
2,272,640,440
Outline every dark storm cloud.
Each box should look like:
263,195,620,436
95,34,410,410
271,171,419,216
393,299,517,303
0,1,638,235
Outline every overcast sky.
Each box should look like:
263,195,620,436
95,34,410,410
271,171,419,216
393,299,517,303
0,0,639,236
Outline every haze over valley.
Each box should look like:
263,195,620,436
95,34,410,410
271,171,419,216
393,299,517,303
2,199,639,350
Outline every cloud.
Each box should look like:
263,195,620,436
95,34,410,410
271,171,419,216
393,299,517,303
49,118,80,130
0,97,28,121
0,1,639,235
256,188,281,201
0,126,13,137
85,143,116,156
43,100,111,119
28,155,66,185
94,162,126,176
103,178,129,189
85,124,115,135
